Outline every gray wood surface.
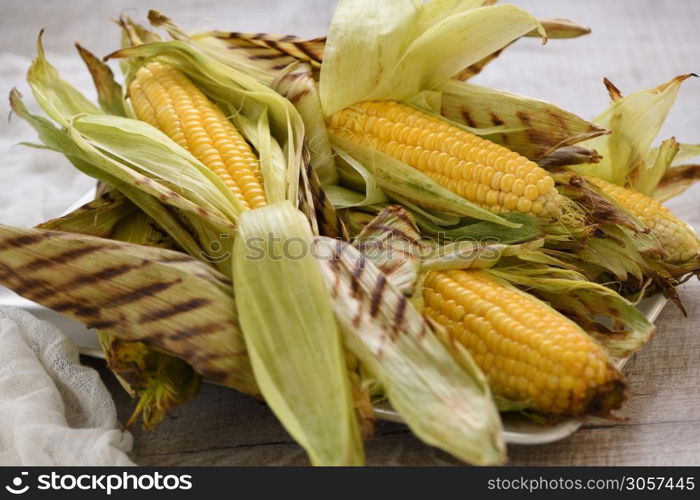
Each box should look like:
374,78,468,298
2,0,699,465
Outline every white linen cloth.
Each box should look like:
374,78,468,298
0,307,133,465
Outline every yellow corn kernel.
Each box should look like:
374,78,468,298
328,101,563,218
586,176,700,262
129,61,266,210
422,270,627,415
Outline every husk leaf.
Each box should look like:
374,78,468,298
75,44,127,117
331,133,518,226
319,0,543,115
314,237,505,465
487,266,655,357
569,74,696,186
233,203,364,466
352,206,424,295
0,224,256,393
439,80,607,159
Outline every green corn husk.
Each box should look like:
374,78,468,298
326,147,388,209
0,224,257,394
418,212,543,246
420,239,545,273
314,237,505,465
319,0,544,115
39,191,200,429
233,203,364,466
569,74,698,189
331,133,519,227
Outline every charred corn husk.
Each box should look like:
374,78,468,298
587,176,700,263
422,270,627,415
129,61,266,209
328,101,564,218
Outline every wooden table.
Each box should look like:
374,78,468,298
4,0,699,466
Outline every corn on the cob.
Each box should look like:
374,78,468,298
129,61,266,209
586,176,700,263
328,101,564,218
422,270,627,415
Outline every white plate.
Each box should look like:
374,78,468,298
0,189,669,445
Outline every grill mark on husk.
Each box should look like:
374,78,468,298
168,320,228,342
369,274,387,317
139,297,211,323
66,264,136,290
293,41,323,63
0,232,50,251
102,280,181,308
12,244,107,274
350,253,366,295
393,296,407,332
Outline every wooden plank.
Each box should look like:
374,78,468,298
508,421,700,466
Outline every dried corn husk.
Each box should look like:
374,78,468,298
649,142,700,202
75,44,127,117
0,224,257,393
314,237,505,465
296,154,348,239
352,206,424,295
439,80,607,159
98,333,201,430
274,63,337,185
38,190,137,238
